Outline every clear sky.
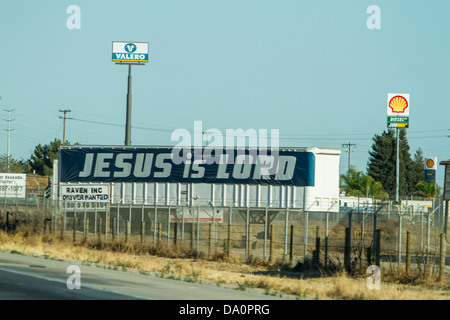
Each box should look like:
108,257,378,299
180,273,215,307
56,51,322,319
0,1,449,186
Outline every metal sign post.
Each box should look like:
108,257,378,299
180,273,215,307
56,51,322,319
112,41,149,145
387,93,410,202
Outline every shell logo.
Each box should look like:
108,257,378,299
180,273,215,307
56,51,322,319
389,95,408,113
426,159,435,168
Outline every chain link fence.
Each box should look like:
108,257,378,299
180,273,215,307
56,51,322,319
0,196,448,277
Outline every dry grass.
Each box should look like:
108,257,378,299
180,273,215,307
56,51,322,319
0,229,448,300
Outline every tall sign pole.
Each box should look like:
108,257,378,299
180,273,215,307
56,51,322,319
387,93,410,202
112,41,149,146
126,64,132,146
396,128,400,202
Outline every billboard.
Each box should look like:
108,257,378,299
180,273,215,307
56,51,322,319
59,146,315,187
0,173,26,198
387,93,410,128
112,41,149,63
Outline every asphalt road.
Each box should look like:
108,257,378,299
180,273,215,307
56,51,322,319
0,251,288,300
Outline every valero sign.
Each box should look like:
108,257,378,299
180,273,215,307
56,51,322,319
387,93,410,128
112,42,149,63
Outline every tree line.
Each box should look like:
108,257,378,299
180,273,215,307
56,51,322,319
0,138,63,176
341,129,439,200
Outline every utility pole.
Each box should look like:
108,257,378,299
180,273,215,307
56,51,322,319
59,109,72,145
3,108,15,172
342,142,357,174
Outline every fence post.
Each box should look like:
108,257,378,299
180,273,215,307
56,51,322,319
264,208,268,260
141,221,145,244
72,213,77,243
313,226,320,266
94,205,98,238
173,220,178,246
289,225,294,267
153,206,158,248
112,218,116,241
105,206,109,241
247,224,252,262
325,211,329,269
209,224,213,258
344,227,350,272
439,233,446,282
84,218,89,242
125,220,130,242
60,211,64,241
406,230,411,275
304,212,309,260
168,206,171,245
269,224,274,264
227,217,232,257
196,207,200,254
98,217,102,240
245,208,250,260
398,213,402,265
284,209,289,258
158,222,162,246
375,229,381,267
190,214,194,251
116,204,120,240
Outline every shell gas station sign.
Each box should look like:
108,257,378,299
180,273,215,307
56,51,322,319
387,93,410,128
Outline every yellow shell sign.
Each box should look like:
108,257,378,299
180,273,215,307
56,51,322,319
389,96,408,113
387,93,410,116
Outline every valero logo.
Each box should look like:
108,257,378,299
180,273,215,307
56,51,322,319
426,159,435,169
124,43,137,53
389,95,408,113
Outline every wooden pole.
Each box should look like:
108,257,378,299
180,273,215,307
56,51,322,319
439,233,446,282
269,224,274,264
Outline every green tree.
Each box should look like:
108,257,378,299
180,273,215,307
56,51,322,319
367,130,396,197
409,148,425,194
27,138,62,176
367,129,420,199
0,154,30,173
414,181,439,199
340,166,385,198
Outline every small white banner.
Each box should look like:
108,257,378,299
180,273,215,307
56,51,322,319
60,184,110,211
0,173,26,198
